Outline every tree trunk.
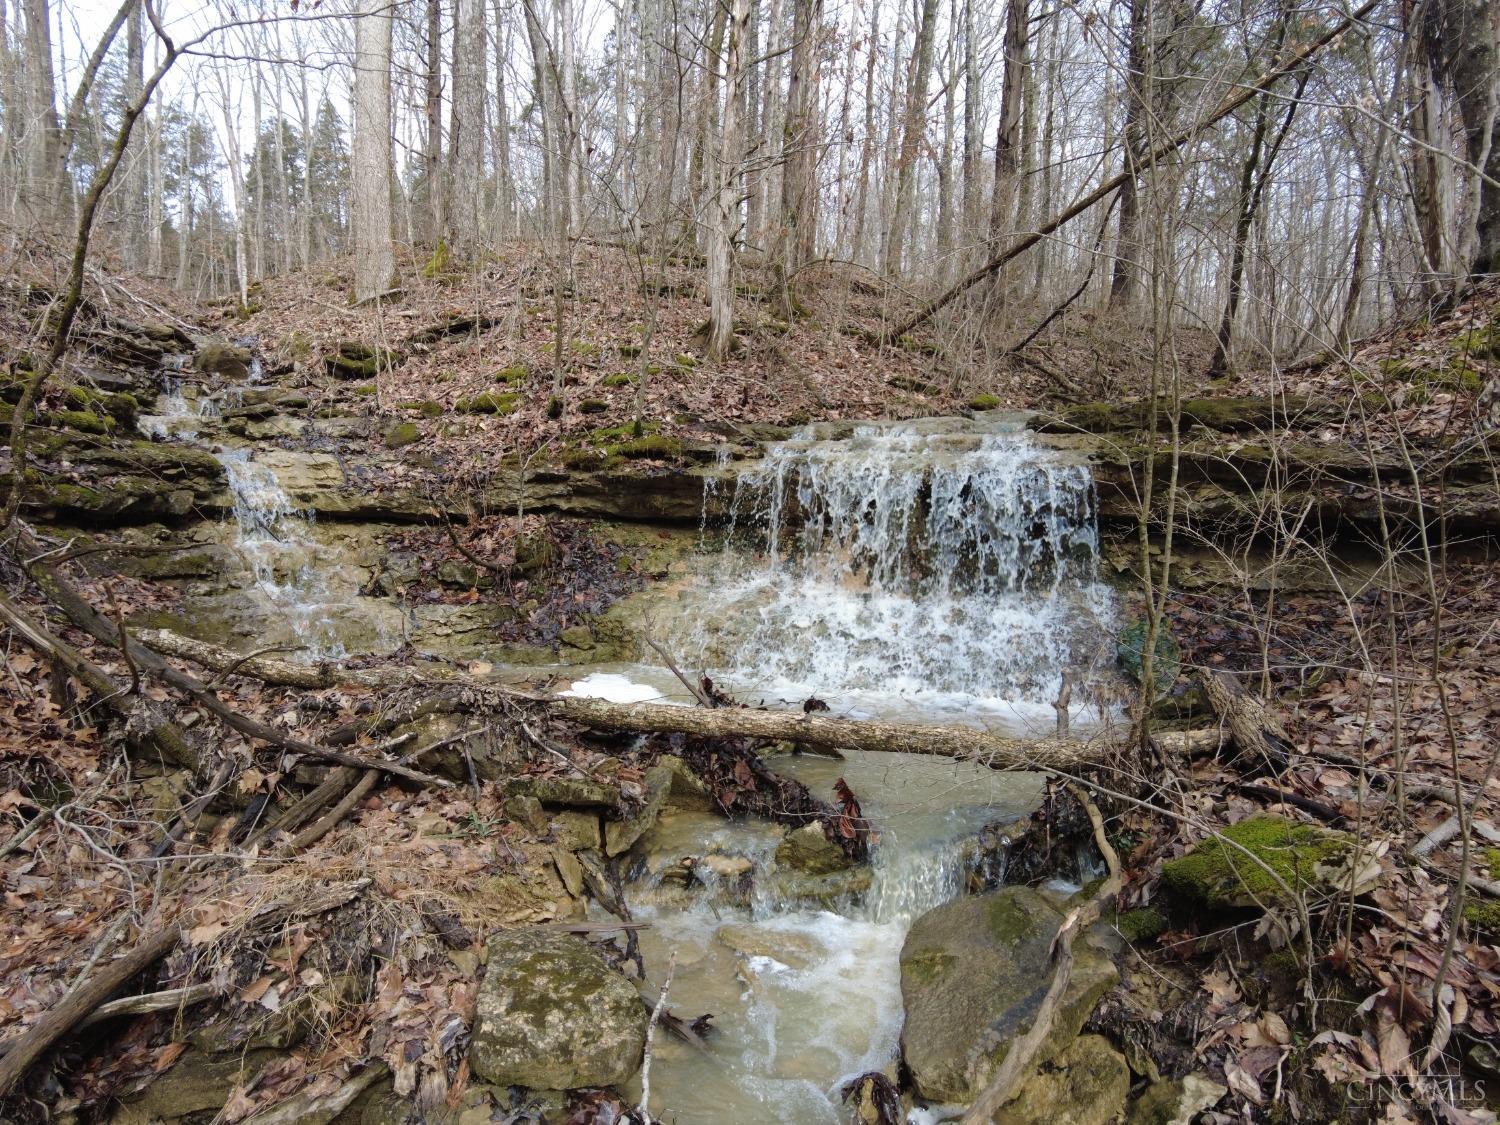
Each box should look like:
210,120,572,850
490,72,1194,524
352,0,396,303
450,0,487,254
1423,0,1500,277
21,0,62,224
133,628,1108,772
882,0,940,273
1108,0,1148,310
425,0,444,243
707,0,750,360
780,0,824,273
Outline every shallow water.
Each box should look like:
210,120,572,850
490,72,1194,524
617,751,1043,1124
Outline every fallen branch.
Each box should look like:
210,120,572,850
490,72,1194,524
0,922,182,1097
637,950,676,1121
78,982,219,1029
1202,671,1295,773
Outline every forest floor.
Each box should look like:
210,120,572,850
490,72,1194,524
0,245,1498,1123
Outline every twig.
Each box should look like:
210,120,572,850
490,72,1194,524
1412,814,1459,858
644,635,714,707
280,769,380,853
637,950,677,1122
0,806,56,858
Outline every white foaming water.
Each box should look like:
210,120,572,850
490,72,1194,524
627,752,1041,1123
216,449,348,659
668,422,1115,725
139,377,210,440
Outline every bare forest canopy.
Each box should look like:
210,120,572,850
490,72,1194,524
0,0,1496,374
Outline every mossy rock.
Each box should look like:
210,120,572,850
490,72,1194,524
577,399,609,414
968,392,1002,411
618,435,682,460
673,353,697,368
402,399,444,417
458,391,520,415
617,343,644,358
384,422,422,448
326,341,399,379
494,365,530,385
48,409,112,435
1161,815,1375,910
194,339,252,378
65,386,139,426
1464,897,1500,937
350,383,378,396
602,372,637,388
546,396,564,420
1116,618,1180,698
896,334,943,357
1451,322,1500,360
1111,907,1166,943
888,374,940,394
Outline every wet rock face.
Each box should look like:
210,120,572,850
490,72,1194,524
775,821,853,875
899,885,1118,1104
994,1034,1129,1125
194,339,253,379
469,932,648,1090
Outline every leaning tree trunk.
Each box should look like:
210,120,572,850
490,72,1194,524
1423,0,1500,277
352,0,396,303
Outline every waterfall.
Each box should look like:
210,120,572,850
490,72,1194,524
216,450,345,658
677,422,1114,722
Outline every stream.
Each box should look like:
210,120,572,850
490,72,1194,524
142,381,1116,1123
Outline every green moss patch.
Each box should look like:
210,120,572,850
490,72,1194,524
968,392,1002,411
494,365,530,385
1111,907,1166,943
48,409,112,435
458,391,520,415
602,372,637,388
577,399,609,414
1161,815,1362,910
402,399,444,417
384,422,422,448
1463,897,1500,937
65,386,139,426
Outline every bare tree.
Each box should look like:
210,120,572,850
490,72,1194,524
353,0,397,303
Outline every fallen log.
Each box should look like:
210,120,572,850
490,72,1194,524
1202,671,1294,772
137,627,1111,771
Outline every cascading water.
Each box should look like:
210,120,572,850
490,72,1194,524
666,420,1114,727
215,449,348,659
574,418,1116,1121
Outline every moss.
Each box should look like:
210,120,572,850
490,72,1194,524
1451,322,1500,360
350,383,377,396
1111,907,1166,943
458,391,520,415
283,330,314,358
968,392,1002,411
1485,848,1500,880
617,435,682,459
585,421,658,446
1116,618,1181,698
65,386,138,426
384,422,421,448
422,238,451,279
403,399,444,417
673,353,697,368
903,950,957,986
494,365,530,385
1463,898,1500,937
1161,815,1356,910
326,341,399,379
50,409,111,435
546,396,564,420
617,343,643,358
602,372,637,388
577,399,609,414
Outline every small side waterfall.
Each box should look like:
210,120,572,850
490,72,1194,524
215,450,345,658
672,422,1114,723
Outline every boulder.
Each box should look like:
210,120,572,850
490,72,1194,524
194,339,252,378
114,1049,277,1124
775,821,851,875
1161,814,1379,910
507,776,620,809
1127,1074,1228,1125
899,886,1119,1104
469,931,648,1090
995,1034,1129,1125
604,765,673,856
